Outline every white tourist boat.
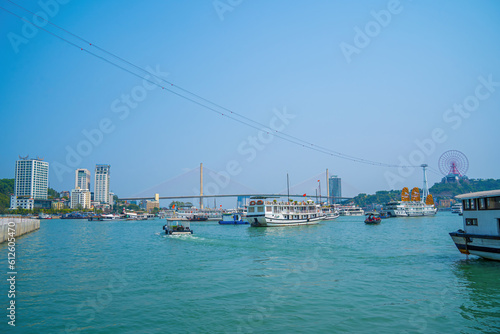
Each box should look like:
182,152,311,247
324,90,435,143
451,203,463,214
101,214,122,220
449,190,500,261
338,205,364,216
245,198,325,227
382,187,437,217
382,165,437,218
322,207,340,220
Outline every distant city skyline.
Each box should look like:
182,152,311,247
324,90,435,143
1,1,499,205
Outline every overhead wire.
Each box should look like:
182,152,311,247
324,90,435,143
1,0,422,168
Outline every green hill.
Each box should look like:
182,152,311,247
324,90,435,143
0,178,14,212
351,179,500,208
0,178,61,213
429,178,500,198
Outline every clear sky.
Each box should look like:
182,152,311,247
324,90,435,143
1,0,499,206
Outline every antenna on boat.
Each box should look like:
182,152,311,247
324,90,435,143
421,164,429,202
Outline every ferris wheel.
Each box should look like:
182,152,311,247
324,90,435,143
438,150,469,176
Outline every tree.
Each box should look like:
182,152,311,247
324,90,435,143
48,187,60,199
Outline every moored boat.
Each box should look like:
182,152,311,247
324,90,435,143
338,205,364,216
218,213,248,225
381,187,437,217
322,207,340,220
449,190,500,261
187,215,208,222
245,198,325,227
451,203,463,214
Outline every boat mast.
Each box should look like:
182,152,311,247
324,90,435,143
421,164,429,202
287,173,290,202
326,168,329,205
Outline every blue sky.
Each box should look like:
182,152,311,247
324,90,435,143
1,0,499,206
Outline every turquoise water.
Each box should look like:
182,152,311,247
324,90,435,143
2,212,500,333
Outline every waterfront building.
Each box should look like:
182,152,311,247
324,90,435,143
94,164,110,204
51,201,65,210
146,200,160,213
10,196,34,210
75,169,91,190
328,176,342,204
70,188,91,209
71,168,92,209
10,156,49,210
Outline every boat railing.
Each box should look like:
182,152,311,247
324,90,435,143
278,210,320,214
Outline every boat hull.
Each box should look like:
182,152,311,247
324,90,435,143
246,215,324,227
449,231,500,261
218,221,248,225
166,230,193,235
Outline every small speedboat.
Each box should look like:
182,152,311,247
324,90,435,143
364,212,381,225
218,213,248,225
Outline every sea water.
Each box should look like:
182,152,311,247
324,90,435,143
1,212,500,333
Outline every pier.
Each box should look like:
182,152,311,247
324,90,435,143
0,217,40,243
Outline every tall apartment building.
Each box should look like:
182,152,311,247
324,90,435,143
71,168,92,209
10,157,49,210
75,168,91,190
328,175,342,204
94,164,110,204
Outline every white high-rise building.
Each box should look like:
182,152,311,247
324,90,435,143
75,169,91,190
14,157,49,199
94,164,110,204
10,156,49,210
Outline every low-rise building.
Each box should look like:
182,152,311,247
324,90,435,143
146,200,160,213
51,201,65,210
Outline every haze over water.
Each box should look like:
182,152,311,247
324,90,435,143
2,213,500,333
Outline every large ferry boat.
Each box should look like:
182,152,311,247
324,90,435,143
245,198,325,227
382,164,437,217
449,190,500,261
382,187,437,217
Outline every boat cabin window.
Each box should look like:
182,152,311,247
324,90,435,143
478,198,487,210
463,199,476,211
257,207,264,213
487,197,500,210
465,218,478,226
266,206,272,212
248,207,255,213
